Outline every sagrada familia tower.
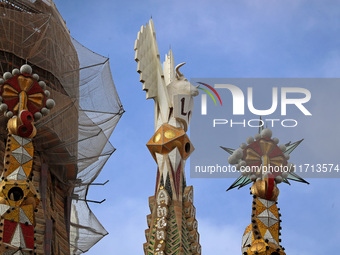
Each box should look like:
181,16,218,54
0,0,123,254
222,127,308,255
135,20,201,255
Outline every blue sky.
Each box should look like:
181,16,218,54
54,0,340,254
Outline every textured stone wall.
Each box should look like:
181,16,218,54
32,153,71,255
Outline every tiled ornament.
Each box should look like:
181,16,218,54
0,65,54,253
147,124,194,161
0,180,40,209
223,127,309,255
0,65,55,138
3,135,34,180
1,220,34,251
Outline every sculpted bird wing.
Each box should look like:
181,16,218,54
134,19,170,125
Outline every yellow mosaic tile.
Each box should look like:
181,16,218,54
10,138,21,152
269,222,280,242
256,219,268,237
23,146,34,157
256,203,267,215
21,204,34,224
3,208,19,222
269,205,279,219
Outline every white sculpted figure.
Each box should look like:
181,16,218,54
136,20,202,255
135,19,198,131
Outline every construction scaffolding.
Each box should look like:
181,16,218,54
0,0,123,253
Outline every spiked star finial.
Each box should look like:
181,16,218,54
222,127,309,191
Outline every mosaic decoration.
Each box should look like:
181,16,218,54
135,19,201,254
147,124,194,162
0,65,55,253
222,127,309,255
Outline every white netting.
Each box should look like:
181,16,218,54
69,40,123,254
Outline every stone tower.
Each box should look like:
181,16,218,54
222,127,308,255
135,20,202,255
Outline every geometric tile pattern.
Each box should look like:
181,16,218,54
3,135,33,180
242,228,252,253
241,195,285,255
0,135,38,253
144,124,200,255
0,66,52,254
168,147,181,173
257,209,278,228
0,180,39,208
0,179,39,253
144,186,201,255
155,148,182,199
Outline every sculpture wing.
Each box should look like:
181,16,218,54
134,19,170,124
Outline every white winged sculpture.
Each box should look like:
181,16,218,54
135,20,202,255
135,19,199,132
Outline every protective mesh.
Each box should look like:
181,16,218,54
0,0,124,253
68,39,123,254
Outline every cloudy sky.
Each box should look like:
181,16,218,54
53,0,340,254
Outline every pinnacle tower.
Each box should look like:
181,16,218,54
222,126,308,255
135,20,201,255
